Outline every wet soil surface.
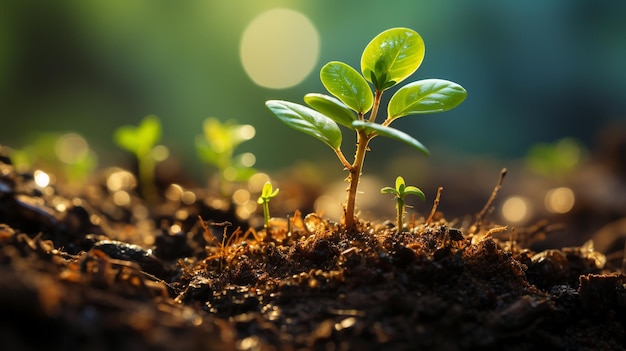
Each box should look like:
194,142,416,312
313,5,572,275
0,151,625,351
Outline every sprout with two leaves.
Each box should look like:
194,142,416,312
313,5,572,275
113,115,164,204
196,118,257,197
257,181,279,230
265,27,466,232
381,176,425,232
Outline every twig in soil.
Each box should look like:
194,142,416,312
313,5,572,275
471,168,507,234
425,186,443,226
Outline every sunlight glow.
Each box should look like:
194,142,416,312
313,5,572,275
240,8,319,89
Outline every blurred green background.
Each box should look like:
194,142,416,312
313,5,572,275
1,0,625,182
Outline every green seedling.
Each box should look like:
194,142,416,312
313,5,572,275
257,181,279,230
265,27,466,232
12,132,97,188
195,117,257,197
381,176,425,232
113,115,163,204
525,137,585,180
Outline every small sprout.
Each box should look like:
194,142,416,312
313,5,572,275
265,27,466,232
381,176,425,232
12,132,97,188
113,115,163,204
525,137,585,180
257,181,279,230
195,117,257,197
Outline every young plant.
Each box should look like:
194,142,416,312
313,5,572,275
265,27,466,232
12,132,97,188
113,115,163,204
195,117,257,197
257,181,279,230
381,176,425,232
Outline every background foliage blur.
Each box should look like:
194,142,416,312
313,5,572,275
1,0,625,181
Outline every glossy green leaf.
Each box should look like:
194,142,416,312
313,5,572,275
388,79,467,119
114,115,161,155
265,100,342,150
304,93,357,129
395,176,406,193
404,186,426,201
352,120,429,156
320,61,373,113
259,181,279,201
361,28,424,90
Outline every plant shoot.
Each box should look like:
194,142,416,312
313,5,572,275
196,117,257,197
265,27,466,232
381,176,425,232
257,181,279,230
113,115,163,204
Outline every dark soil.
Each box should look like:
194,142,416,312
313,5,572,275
0,148,624,351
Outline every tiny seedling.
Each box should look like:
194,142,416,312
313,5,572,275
525,137,584,180
195,117,257,197
113,115,163,204
381,176,425,232
12,132,97,187
257,181,279,230
265,27,466,232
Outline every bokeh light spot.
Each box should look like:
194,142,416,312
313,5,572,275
240,8,319,89
106,169,136,192
240,152,256,167
34,170,51,188
113,191,131,207
248,172,270,193
545,187,575,214
55,133,89,164
152,145,170,162
502,196,532,224
239,125,256,140
232,189,251,205
181,191,196,205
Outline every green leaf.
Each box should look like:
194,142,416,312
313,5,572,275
262,181,279,198
265,100,342,150
114,115,161,155
380,186,398,195
395,176,406,192
388,79,467,119
201,118,254,153
258,181,279,203
320,61,373,114
352,120,429,156
361,28,425,90
404,186,426,201
304,93,357,129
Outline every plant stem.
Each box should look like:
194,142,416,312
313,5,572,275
343,90,383,232
396,199,404,232
262,201,270,229
368,90,383,123
344,129,369,232
138,150,157,206
334,148,353,171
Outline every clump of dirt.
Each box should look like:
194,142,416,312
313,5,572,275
0,148,624,350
